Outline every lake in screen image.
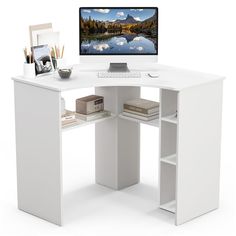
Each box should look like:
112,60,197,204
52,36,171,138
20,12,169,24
80,8,158,54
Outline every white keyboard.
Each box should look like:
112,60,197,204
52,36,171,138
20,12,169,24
98,71,141,78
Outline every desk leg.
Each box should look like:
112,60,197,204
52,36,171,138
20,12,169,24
14,82,62,225
95,86,140,190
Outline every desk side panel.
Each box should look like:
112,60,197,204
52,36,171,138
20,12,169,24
14,82,62,225
176,81,223,225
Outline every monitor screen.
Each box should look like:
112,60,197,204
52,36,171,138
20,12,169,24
79,7,158,55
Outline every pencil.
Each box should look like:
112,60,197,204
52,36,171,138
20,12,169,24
57,46,60,59
51,47,55,58
24,48,27,62
61,45,64,58
58,46,61,58
55,45,58,59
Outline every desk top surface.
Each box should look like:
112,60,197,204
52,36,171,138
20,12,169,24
12,64,224,92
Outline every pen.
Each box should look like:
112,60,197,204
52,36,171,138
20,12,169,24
24,48,27,62
58,46,60,59
55,46,57,58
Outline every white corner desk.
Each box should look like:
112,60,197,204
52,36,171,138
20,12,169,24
12,64,224,226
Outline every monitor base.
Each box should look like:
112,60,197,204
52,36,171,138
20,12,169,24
108,63,130,72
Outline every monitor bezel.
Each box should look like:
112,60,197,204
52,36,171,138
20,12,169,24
79,7,158,56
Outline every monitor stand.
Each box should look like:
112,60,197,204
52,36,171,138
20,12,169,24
108,63,130,73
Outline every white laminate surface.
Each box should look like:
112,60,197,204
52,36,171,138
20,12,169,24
12,64,224,92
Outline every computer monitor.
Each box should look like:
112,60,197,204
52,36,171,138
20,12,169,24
79,7,158,71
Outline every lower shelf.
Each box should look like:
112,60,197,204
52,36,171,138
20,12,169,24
62,114,116,131
119,113,159,127
160,200,176,213
161,154,176,165
161,114,177,124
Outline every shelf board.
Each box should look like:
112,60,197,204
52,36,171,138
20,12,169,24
119,113,159,127
161,114,177,124
160,200,176,213
161,154,176,165
62,113,116,131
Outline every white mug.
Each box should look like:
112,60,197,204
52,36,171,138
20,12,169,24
23,63,36,78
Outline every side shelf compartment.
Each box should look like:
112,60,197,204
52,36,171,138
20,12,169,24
160,162,176,213
159,89,178,214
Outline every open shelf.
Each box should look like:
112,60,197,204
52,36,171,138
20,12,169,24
161,154,176,165
119,113,159,127
62,113,116,131
160,200,176,213
161,114,177,124
160,90,178,216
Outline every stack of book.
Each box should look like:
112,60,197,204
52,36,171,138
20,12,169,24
123,98,159,121
61,110,78,127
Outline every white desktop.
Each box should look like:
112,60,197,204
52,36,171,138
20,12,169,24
12,7,224,226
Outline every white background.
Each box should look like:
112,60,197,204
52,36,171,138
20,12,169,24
0,0,236,235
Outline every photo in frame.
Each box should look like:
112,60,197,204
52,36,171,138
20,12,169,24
31,45,54,75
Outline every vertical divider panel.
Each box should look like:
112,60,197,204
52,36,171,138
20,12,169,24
95,86,140,190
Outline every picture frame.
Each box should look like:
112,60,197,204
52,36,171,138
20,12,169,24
37,31,60,48
29,23,53,47
31,45,54,75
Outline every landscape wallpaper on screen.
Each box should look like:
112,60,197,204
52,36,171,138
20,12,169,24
80,8,158,55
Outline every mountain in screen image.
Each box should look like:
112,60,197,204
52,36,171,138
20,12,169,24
115,14,139,24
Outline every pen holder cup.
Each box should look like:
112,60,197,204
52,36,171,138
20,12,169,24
23,63,35,78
